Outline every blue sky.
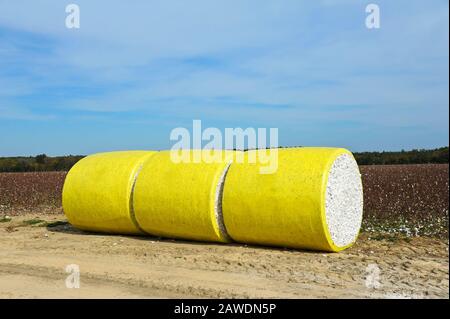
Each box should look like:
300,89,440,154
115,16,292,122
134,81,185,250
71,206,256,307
0,0,448,156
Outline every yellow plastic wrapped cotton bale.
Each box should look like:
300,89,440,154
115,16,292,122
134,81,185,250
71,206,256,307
62,151,156,234
133,150,236,243
222,148,363,252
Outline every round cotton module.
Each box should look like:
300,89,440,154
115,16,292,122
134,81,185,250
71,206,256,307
62,151,156,234
222,147,364,252
62,147,363,252
325,154,364,248
133,150,236,243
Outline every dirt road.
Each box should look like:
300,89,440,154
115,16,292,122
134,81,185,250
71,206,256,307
0,214,448,299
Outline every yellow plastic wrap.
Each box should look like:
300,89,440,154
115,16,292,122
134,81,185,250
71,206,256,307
133,150,235,243
222,147,361,252
62,151,156,234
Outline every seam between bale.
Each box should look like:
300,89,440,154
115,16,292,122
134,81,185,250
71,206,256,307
129,153,158,235
129,163,148,234
214,162,233,242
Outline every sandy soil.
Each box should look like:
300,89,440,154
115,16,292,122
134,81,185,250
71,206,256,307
0,213,448,299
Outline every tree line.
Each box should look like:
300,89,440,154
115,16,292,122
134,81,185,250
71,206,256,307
0,147,448,172
0,154,84,172
353,147,448,165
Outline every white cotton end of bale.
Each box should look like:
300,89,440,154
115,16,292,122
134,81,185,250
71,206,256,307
325,153,364,248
